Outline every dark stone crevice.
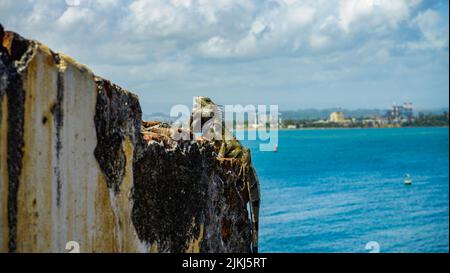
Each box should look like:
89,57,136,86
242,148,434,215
5,71,24,253
131,141,210,252
0,27,32,252
131,139,252,252
93,78,142,194
50,52,64,206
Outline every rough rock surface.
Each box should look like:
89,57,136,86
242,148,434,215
0,25,253,253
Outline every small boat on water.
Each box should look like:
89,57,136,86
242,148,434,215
404,173,412,185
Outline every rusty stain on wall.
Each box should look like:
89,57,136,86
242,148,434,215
17,41,57,252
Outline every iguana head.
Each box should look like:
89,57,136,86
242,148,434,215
192,96,219,117
191,96,222,135
195,96,215,108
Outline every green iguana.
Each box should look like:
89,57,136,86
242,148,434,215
190,96,261,253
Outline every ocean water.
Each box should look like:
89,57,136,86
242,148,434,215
241,127,449,253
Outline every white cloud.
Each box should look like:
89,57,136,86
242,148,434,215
199,36,232,58
408,9,449,50
0,0,448,111
286,5,315,27
2,0,439,61
57,7,95,29
94,0,120,8
338,0,421,33
124,0,182,36
309,34,329,49
170,0,192,8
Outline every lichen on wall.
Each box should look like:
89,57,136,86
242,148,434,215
0,25,255,253
132,141,251,253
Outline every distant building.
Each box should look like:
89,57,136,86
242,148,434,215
329,111,345,123
362,116,388,127
313,119,328,124
387,103,413,123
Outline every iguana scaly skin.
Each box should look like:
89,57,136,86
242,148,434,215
191,96,261,253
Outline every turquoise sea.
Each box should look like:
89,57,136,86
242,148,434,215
242,127,449,253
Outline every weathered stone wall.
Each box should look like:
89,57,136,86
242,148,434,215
0,25,252,253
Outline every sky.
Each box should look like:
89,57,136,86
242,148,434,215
1,0,449,113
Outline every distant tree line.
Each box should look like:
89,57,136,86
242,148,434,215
282,112,449,128
403,112,449,127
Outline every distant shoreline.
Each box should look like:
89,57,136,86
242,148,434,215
238,126,449,131
282,126,449,130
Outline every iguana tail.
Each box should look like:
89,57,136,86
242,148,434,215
247,166,260,253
